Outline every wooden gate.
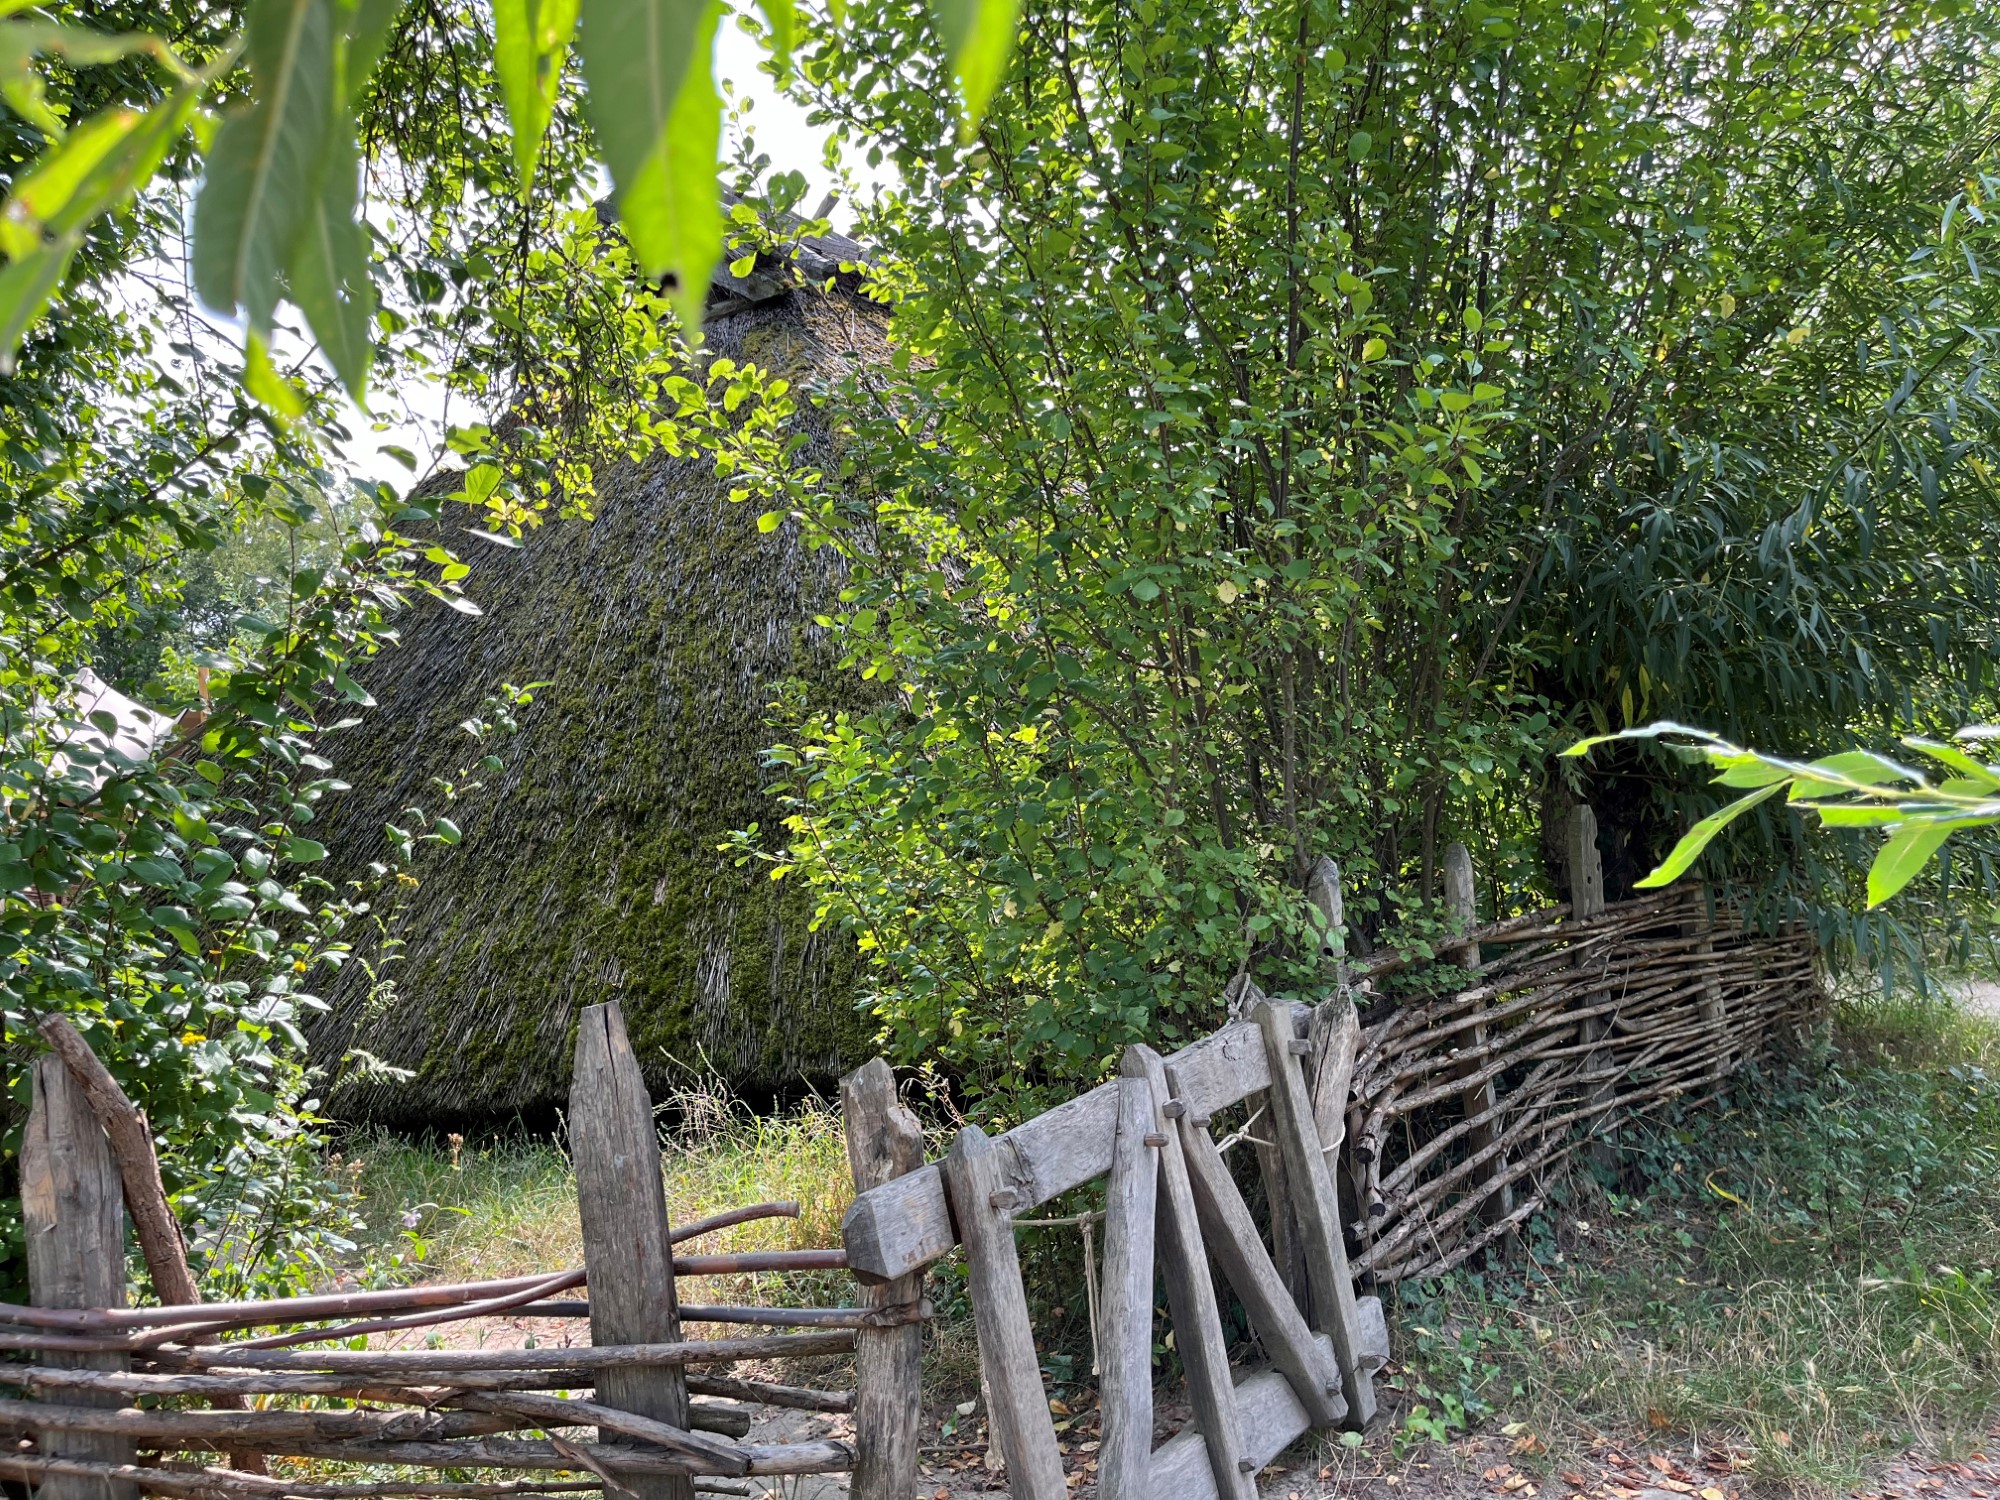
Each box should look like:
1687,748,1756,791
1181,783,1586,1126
841,986,1390,1500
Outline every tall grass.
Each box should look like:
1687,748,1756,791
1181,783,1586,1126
338,1077,855,1307
1393,982,2000,1493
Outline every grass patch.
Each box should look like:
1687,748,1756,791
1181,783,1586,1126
337,1075,856,1307
1391,985,2000,1493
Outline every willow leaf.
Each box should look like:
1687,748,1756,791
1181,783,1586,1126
0,229,77,369
1865,822,1953,907
288,117,372,398
1633,781,1785,889
577,0,707,281
598,0,721,330
191,0,335,333
494,0,578,197
343,0,404,101
930,0,1019,135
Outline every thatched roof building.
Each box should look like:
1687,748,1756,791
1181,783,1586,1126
310,233,885,1126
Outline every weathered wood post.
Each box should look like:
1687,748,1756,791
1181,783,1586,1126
1227,974,1304,1312
1095,1072,1160,1500
1445,844,1514,1231
1127,1045,1255,1500
22,1053,137,1500
1565,805,1619,1162
940,1125,1067,1500
841,1059,924,1500
569,1001,695,1500
1252,1000,1376,1429
38,1015,267,1472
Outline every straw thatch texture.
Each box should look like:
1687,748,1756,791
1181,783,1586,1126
311,269,889,1125
1341,889,1827,1283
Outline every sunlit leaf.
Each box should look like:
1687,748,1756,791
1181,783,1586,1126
0,230,78,371
191,0,336,334
1902,736,2000,790
343,0,404,101
288,116,373,397
756,0,793,69
493,0,578,197
595,0,723,331
578,0,710,309
242,328,306,419
1865,822,1953,907
930,0,1019,136
1633,781,1785,888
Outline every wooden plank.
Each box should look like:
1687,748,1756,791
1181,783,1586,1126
1226,978,1304,1312
1253,999,1376,1429
841,1059,925,1500
1307,997,1359,1151
1167,1067,1341,1430
23,1052,137,1500
1144,1318,1390,1498
1128,1045,1256,1500
1096,1071,1159,1500
843,1011,1304,1282
569,1002,694,1500
939,1126,1066,1500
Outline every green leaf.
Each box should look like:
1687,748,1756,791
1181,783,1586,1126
433,816,461,844
0,106,139,258
757,509,783,532
588,0,723,331
288,115,373,397
929,0,1019,137
1865,822,1953,907
342,0,404,101
280,835,327,862
1633,781,1785,889
577,0,708,269
1361,337,1386,362
756,0,793,68
493,0,578,197
1786,749,1916,800
1902,737,2000,790
242,329,306,419
1346,129,1373,162
191,0,336,334
1810,804,1912,827
0,230,77,370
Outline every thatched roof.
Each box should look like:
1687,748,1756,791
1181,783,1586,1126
310,243,886,1126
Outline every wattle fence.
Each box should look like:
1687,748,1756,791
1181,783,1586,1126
0,806,1827,1500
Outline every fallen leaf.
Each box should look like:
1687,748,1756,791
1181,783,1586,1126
1700,1488,1726,1500
1648,1409,1672,1431
1562,1474,1590,1486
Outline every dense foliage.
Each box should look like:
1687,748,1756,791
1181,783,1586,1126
743,0,2000,1106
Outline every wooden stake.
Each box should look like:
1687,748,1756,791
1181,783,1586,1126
1127,1045,1256,1500
940,1126,1067,1500
1227,977,1305,1311
1446,843,1514,1232
569,1001,693,1500
1096,1069,1159,1500
23,1051,137,1500
1168,1077,1342,1429
841,1059,925,1500
1252,1000,1376,1428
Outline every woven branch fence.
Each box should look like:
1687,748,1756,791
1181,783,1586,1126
1337,813,1827,1285
0,802,1830,1500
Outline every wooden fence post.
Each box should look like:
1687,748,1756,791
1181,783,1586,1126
842,1059,925,1500
23,1053,137,1500
1252,1001,1376,1428
569,1001,694,1500
941,1125,1068,1500
38,1015,267,1473
1127,1046,1256,1500
1096,1073,1160,1500
1565,805,1620,1161
1305,856,1345,971
1446,844,1514,1231
1227,975,1305,1313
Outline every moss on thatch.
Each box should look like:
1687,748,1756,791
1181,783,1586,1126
311,272,886,1126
